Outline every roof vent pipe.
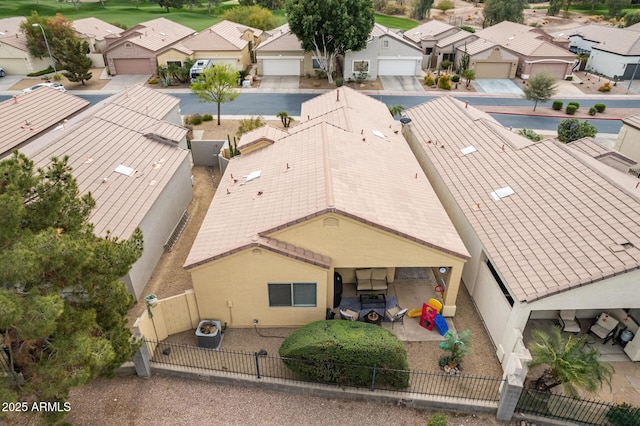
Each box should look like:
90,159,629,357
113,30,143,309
336,89,339,102
465,101,469,109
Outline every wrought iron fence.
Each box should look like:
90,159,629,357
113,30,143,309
144,339,503,402
516,387,640,426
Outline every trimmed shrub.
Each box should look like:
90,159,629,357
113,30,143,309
459,25,475,33
552,100,563,110
594,103,606,113
588,107,597,116
518,128,542,142
428,413,448,426
335,77,344,87
424,74,435,86
451,75,460,83
440,59,453,71
203,114,213,122
27,66,54,77
279,320,409,389
568,101,580,109
598,82,612,92
185,114,203,125
439,74,452,90
566,105,577,115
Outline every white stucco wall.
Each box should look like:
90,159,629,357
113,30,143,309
588,48,640,79
343,35,422,79
568,35,596,53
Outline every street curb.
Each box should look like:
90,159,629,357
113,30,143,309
483,110,624,120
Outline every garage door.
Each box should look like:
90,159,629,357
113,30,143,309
262,59,300,76
378,59,416,76
113,58,154,75
474,62,511,79
529,63,567,80
1,58,29,75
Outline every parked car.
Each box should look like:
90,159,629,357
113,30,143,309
0,67,5,77
22,82,66,93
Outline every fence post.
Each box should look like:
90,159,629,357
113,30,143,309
496,374,524,422
370,365,377,392
254,352,261,379
133,339,152,378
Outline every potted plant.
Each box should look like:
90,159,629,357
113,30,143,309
438,329,471,372
144,294,158,318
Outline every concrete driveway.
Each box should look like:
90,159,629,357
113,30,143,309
380,76,424,92
472,79,523,95
259,76,299,89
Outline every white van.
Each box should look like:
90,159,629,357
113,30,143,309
190,59,213,82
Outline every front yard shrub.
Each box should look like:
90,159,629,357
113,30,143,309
552,100,563,110
236,116,265,137
566,105,577,115
588,107,597,116
557,118,597,143
518,128,542,141
424,74,435,86
279,320,409,389
203,114,213,122
185,114,203,125
594,103,606,112
451,74,460,83
335,77,344,87
440,59,453,71
598,82,611,92
27,66,54,77
607,402,640,426
428,412,448,426
568,101,580,109
459,25,475,33
439,74,452,90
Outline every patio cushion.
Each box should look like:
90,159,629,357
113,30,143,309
371,268,387,280
356,279,372,291
356,269,371,280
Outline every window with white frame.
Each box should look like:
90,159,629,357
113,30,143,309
268,283,316,307
353,60,369,72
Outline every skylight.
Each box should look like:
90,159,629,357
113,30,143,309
461,146,477,156
245,170,261,182
490,186,515,201
372,129,385,139
115,164,135,176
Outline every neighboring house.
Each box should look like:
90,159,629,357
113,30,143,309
72,17,124,68
433,30,478,71
615,112,640,165
402,20,460,67
477,21,576,79
158,20,266,72
255,24,311,76
556,25,640,80
0,17,53,75
184,87,469,328
343,23,423,79
403,97,640,371
104,17,195,75
0,88,89,158
569,137,636,174
457,38,518,79
23,85,192,300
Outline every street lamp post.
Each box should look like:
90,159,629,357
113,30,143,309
32,23,58,80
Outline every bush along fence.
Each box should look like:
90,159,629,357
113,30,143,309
141,339,503,402
516,387,640,426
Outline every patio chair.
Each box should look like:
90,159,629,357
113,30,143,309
590,313,619,343
339,308,359,321
558,310,581,334
386,306,408,329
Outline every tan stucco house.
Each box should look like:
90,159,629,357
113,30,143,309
158,20,266,72
402,20,460,68
0,17,53,75
104,17,195,75
615,112,640,165
404,97,640,371
255,24,312,76
458,38,518,79
72,17,124,67
184,88,469,328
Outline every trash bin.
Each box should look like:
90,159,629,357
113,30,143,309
196,320,223,350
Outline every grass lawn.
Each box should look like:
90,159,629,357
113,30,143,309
374,13,419,30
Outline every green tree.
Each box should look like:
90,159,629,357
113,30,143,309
286,0,375,83
435,0,454,14
548,0,565,16
438,329,472,368
528,326,614,397
207,0,221,15
607,0,632,18
626,11,640,26
53,38,93,85
21,12,76,63
483,0,527,27
462,68,475,88
155,0,185,12
277,111,293,128
221,5,276,30
190,64,240,125
388,104,405,117
0,153,143,421
557,118,597,143
410,0,434,20
522,72,557,111
185,0,201,12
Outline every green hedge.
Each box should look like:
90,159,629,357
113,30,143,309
552,100,563,110
279,320,409,389
566,105,577,115
568,101,580,109
594,103,606,113
26,66,54,77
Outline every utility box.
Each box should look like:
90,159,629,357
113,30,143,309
195,320,223,350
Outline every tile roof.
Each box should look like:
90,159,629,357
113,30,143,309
462,38,498,55
237,125,288,152
623,111,640,130
185,88,469,269
370,23,422,51
25,86,190,240
0,88,90,158
437,31,477,48
72,17,124,42
405,97,640,303
478,21,574,58
256,24,303,52
109,17,194,53
567,137,637,168
180,20,262,52
0,17,28,52
561,24,640,56
403,20,457,43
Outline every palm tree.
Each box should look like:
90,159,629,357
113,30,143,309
277,111,292,128
528,326,614,398
388,104,404,118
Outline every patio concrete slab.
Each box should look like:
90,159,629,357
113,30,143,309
380,76,424,92
472,79,523,95
259,76,299,89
